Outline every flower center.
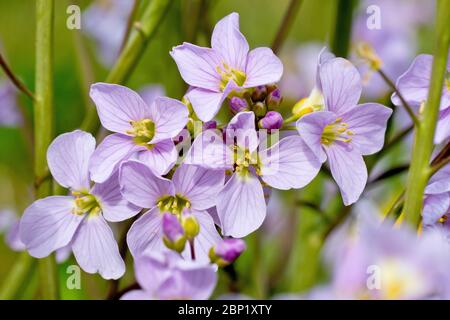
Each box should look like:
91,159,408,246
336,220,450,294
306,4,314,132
126,119,155,146
321,118,354,145
216,62,246,90
157,194,191,215
234,147,259,176
72,191,101,216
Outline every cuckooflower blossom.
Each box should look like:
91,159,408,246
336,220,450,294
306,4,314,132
296,57,392,205
89,83,188,182
317,212,450,299
120,161,223,262
422,163,450,226
185,111,321,237
121,251,217,300
392,53,450,144
170,12,283,121
0,81,22,127
19,130,140,279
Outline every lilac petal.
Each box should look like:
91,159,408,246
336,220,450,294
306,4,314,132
173,165,225,210
325,143,368,206
392,54,432,108
132,139,177,176
435,108,450,144
47,130,95,191
6,221,25,251
319,58,362,114
158,261,217,300
90,83,148,134
89,133,140,183
184,130,233,169
186,81,236,122
127,207,165,258
226,111,259,153
119,160,175,208
20,196,84,258
207,207,221,227
315,47,335,91
423,193,450,226
121,290,151,300
183,210,222,263
170,43,222,91
341,103,393,155
216,172,266,237
296,111,337,163
211,12,249,71
149,97,189,144
72,214,125,280
56,244,72,263
259,135,321,189
91,172,141,223
244,48,283,88
426,163,450,194
134,251,172,293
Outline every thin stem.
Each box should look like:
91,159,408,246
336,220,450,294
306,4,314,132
271,0,303,54
378,69,420,126
402,0,450,227
0,253,36,299
0,52,35,100
331,0,357,58
119,0,141,52
81,0,172,134
35,0,59,299
189,239,196,260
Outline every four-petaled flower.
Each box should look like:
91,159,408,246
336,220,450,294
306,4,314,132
20,130,140,279
296,56,392,205
170,12,283,122
89,83,188,182
120,161,224,262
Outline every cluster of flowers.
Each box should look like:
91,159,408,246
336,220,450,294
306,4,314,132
12,10,450,299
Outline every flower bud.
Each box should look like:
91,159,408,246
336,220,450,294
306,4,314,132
229,97,250,114
252,101,267,117
209,238,246,267
258,111,283,130
162,213,186,253
251,85,267,102
266,88,282,109
203,120,217,130
182,214,200,239
265,83,278,93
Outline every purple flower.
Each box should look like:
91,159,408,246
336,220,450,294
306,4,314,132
392,53,450,144
89,83,188,182
185,111,321,237
259,111,283,130
19,130,141,279
319,211,450,299
83,0,134,66
170,12,283,121
0,81,22,127
423,163,450,226
296,57,392,205
210,238,246,266
121,251,217,300
120,161,223,262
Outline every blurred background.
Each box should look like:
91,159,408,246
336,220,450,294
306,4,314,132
0,0,436,299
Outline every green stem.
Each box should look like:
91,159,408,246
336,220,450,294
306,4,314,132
331,0,357,58
402,0,450,227
35,0,59,300
0,253,35,300
271,0,303,54
80,0,172,133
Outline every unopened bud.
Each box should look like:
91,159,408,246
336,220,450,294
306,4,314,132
203,120,217,130
253,101,267,117
258,111,283,130
182,214,200,239
209,238,246,267
251,85,267,102
162,213,186,253
229,97,250,114
266,88,282,109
